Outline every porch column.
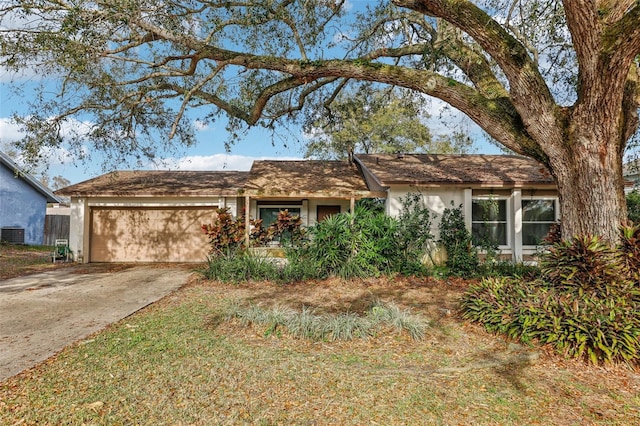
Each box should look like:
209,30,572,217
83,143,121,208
463,188,472,232
350,196,356,225
512,189,523,262
245,195,251,247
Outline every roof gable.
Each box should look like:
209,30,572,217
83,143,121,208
244,160,380,198
0,151,62,203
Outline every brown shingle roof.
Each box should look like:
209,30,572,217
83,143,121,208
56,170,249,197
244,160,378,198
355,154,555,187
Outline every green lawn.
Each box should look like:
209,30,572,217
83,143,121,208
1,277,639,425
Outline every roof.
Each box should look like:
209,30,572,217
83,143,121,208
355,154,556,188
244,160,382,198
56,170,249,197
0,151,63,203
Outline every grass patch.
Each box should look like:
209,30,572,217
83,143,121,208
226,300,428,341
0,243,75,279
1,278,639,424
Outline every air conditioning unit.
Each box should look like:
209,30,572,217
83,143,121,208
1,227,25,244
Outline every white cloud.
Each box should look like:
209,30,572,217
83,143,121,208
0,117,23,142
154,153,303,171
194,119,210,131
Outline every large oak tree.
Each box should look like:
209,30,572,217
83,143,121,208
1,0,639,242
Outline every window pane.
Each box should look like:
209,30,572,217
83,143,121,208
472,199,506,221
522,200,555,221
523,223,552,245
259,208,301,226
472,222,507,245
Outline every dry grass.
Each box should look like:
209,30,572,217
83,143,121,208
0,244,76,279
1,276,640,425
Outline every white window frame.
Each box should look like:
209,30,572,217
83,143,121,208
471,196,510,249
521,197,559,248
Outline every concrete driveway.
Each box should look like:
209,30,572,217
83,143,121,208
0,265,191,382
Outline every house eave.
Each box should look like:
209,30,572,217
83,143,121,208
381,181,557,189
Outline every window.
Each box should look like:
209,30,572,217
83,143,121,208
258,206,301,226
522,199,556,245
472,198,508,246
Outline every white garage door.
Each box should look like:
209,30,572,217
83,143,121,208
90,207,217,262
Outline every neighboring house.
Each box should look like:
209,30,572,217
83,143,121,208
0,151,62,245
623,159,640,193
354,154,558,262
243,160,384,227
56,170,248,262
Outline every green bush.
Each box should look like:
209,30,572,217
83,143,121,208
396,193,434,266
540,235,623,296
294,208,392,279
627,190,640,224
278,246,326,283
438,203,479,277
619,222,640,281
480,260,541,280
462,231,640,365
288,201,430,279
196,249,280,284
461,276,640,364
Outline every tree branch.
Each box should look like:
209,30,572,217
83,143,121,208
391,0,561,154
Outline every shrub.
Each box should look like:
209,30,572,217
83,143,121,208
462,276,640,364
540,235,623,296
627,190,640,224
264,209,305,247
201,208,266,255
462,231,640,365
278,246,326,283
619,221,640,281
202,208,305,256
396,193,434,273
438,203,479,277
225,301,428,341
196,249,279,284
481,260,541,280
289,200,431,279
297,209,385,279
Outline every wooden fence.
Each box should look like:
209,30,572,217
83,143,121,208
44,215,70,246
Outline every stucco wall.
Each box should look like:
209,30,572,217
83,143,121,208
0,164,47,245
385,185,466,240
385,185,559,262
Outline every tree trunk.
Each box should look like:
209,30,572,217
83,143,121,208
549,116,627,243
